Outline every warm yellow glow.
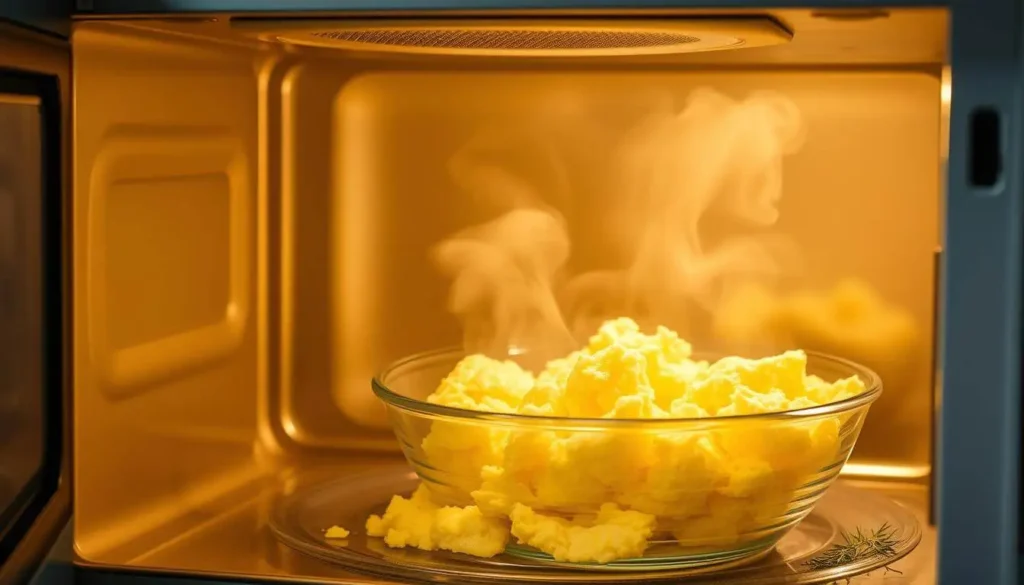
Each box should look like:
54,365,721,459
333,79,389,429
940,66,951,106
940,66,951,162
841,462,931,480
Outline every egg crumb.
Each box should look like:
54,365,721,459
324,525,350,539
367,317,870,564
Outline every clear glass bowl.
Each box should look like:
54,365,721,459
370,348,882,570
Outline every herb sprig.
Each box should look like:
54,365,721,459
805,522,904,573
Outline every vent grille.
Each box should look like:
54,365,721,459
309,28,702,52
254,19,792,58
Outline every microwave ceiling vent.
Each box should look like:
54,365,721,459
257,18,791,57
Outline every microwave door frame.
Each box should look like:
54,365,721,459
0,21,71,585
940,0,1024,584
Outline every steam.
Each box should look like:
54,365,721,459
433,87,805,354
433,208,575,356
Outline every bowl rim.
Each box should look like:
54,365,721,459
370,347,883,427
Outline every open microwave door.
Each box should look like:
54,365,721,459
0,19,70,585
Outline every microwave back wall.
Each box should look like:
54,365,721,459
0,1,1019,584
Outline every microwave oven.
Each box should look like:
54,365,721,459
0,0,1019,584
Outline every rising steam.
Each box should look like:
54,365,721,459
433,87,806,354
433,208,575,357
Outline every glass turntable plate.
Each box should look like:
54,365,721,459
270,465,921,584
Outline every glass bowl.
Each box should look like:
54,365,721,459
370,348,881,571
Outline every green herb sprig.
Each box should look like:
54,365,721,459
805,522,904,573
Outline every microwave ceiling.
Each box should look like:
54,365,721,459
245,18,791,57
82,10,947,66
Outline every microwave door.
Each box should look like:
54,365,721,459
0,21,70,585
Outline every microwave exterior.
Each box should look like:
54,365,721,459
0,1,1022,584
78,0,940,11
0,0,67,37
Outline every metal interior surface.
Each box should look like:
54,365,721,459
70,8,946,581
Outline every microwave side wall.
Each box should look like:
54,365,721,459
66,7,1021,584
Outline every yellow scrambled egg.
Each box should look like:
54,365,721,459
324,525,350,539
509,503,655,563
364,317,867,564
365,485,509,557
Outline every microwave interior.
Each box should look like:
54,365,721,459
70,7,946,582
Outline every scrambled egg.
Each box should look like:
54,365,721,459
510,503,655,563
420,354,534,493
325,525,350,539
364,318,867,564
366,485,509,557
